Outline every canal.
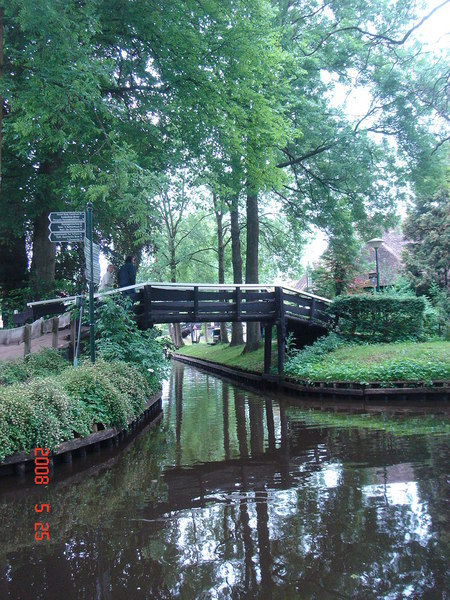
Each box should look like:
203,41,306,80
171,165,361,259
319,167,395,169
0,361,448,598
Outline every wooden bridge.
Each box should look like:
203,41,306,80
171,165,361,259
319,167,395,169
25,283,332,375
132,283,332,374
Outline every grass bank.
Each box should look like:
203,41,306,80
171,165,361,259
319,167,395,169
176,338,450,386
176,341,271,372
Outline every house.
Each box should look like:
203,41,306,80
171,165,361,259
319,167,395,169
291,229,408,294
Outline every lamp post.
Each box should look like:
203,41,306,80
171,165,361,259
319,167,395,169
367,238,383,292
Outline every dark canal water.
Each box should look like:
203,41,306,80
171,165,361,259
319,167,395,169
0,361,449,599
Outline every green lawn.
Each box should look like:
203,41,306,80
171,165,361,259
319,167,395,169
176,339,450,385
176,341,271,372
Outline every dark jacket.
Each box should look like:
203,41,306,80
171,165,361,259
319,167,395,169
118,262,136,288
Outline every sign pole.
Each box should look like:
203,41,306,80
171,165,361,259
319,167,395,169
86,202,95,363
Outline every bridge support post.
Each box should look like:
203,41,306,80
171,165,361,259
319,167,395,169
144,285,152,329
264,323,272,374
193,286,199,321
275,287,286,376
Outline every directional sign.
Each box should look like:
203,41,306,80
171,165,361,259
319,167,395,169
49,212,85,223
49,222,85,233
84,237,100,260
84,237,101,285
48,211,86,243
48,231,84,243
85,268,100,285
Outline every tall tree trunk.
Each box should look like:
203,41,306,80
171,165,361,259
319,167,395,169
169,245,184,347
30,158,60,299
30,211,56,299
213,193,229,344
229,192,244,345
245,189,261,352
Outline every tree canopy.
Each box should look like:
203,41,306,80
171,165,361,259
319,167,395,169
0,0,448,341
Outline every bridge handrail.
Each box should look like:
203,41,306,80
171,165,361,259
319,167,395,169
27,281,331,308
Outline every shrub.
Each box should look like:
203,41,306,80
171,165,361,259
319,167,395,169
0,379,91,461
331,293,426,342
95,360,152,416
287,332,349,362
0,349,68,386
0,359,29,386
25,348,68,377
94,297,170,386
59,361,133,429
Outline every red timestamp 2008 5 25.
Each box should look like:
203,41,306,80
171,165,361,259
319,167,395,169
34,447,50,541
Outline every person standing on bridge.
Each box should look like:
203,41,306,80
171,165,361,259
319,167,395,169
98,264,115,293
118,256,137,303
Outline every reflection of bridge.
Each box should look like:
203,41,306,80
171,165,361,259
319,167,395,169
27,282,332,374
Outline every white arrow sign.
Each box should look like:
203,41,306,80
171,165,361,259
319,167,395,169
49,211,85,223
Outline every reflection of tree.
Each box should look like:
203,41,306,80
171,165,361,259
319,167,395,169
256,490,273,597
222,384,230,460
234,389,248,458
174,362,184,466
249,396,264,456
265,399,276,453
239,497,257,591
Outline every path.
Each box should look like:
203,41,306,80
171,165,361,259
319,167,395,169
0,329,72,362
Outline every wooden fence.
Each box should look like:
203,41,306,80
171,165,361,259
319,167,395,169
0,313,72,358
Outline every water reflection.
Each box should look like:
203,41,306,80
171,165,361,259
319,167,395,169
0,361,448,598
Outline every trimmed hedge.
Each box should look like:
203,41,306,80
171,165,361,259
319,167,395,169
331,294,425,341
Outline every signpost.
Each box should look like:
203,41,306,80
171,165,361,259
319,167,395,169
47,208,97,363
48,212,85,243
84,237,101,285
85,203,96,363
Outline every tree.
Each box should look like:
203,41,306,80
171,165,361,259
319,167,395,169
403,187,449,295
273,0,449,292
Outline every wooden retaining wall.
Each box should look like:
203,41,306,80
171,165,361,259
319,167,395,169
173,354,449,405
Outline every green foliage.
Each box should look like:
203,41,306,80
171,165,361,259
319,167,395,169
0,349,67,385
331,293,426,342
403,188,449,295
94,297,170,388
285,333,349,364
58,361,134,429
24,348,68,377
0,358,160,461
284,340,450,385
0,379,92,461
427,283,450,339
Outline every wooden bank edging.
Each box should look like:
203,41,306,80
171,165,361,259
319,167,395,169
0,390,163,478
172,354,449,402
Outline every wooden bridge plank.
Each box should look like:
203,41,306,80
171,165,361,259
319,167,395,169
284,304,311,318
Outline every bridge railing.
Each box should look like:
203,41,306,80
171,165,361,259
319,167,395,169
134,285,278,326
25,282,331,328
281,287,332,326
133,283,331,329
